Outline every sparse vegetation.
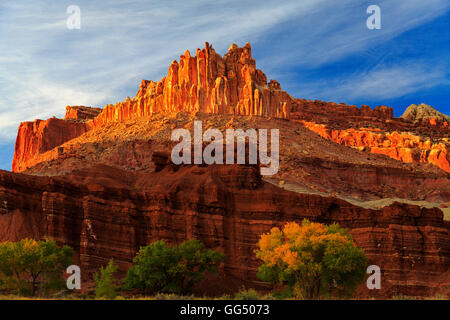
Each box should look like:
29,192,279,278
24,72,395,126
0,238,446,301
234,287,260,300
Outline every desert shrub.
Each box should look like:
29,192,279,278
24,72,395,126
272,287,295,300
392,294,417,300
94,259,119,299
234,287,260,300
153,293,193,300
255,220,367,299
125,239,225,294
0,239,73,296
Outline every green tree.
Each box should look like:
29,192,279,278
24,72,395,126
125,239,225,294
255,220,367,299
0,238,73,296
94,259,119,299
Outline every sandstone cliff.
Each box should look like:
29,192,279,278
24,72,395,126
301,121,450,172
0,160,448,298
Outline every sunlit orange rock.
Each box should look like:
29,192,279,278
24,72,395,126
301,121,450,172
65,106,102,120
12,117,92,172
93,42,293,127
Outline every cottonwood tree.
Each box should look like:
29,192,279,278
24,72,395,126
125,239,225,294
256,220,367,299
0,239,73,296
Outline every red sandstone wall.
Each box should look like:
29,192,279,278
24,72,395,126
0,163,448,298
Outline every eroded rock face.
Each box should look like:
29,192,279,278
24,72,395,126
12,118,93,172
301,121,450,173
291,99,394,121
65,106,102,121
401,103,450,127
93,42,292,127
12,43,294,173
12,106,102,172
0,162,448,298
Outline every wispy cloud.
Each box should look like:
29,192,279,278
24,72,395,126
0,0,326,143
290,62,449,103
255,0,449,70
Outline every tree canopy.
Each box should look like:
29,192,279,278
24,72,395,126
0,238,73,296
255,220,367,299
125,239,225,294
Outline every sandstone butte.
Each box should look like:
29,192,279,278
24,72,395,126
11,42,449,174
2,42,450,298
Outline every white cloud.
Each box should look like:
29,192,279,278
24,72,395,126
291,62,449,103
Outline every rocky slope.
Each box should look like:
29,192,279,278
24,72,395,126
401,103,450,125
16,113,450,203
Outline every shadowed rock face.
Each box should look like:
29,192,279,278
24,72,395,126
0,160,449,298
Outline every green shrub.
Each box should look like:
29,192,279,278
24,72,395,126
234,287,260,300
271,287,294,300
94,259,119,299
125,239,225,294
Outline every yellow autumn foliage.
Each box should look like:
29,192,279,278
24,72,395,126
255,220,367,299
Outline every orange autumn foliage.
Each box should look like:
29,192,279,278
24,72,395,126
255,220,367,299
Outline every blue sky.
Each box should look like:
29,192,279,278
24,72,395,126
0,0,449,171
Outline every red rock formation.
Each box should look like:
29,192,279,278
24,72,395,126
12,106,101,172
301,121,450,173
0,161,448,298
93,42,293,127
65,106,102,120
12,43,450,175
12,43,295,173
12,118,93,172
290,99,394,121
